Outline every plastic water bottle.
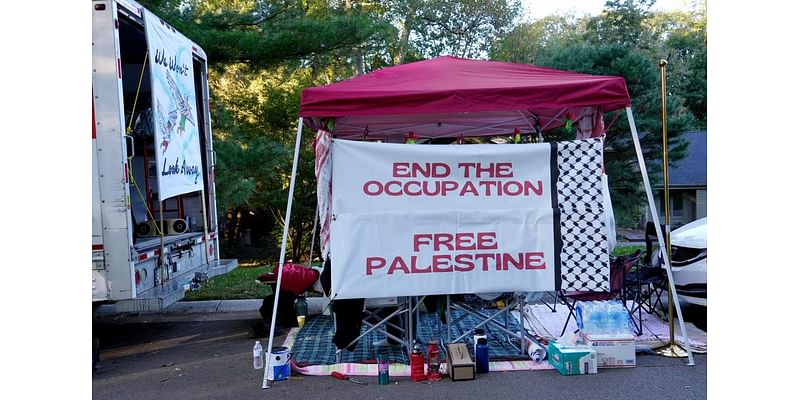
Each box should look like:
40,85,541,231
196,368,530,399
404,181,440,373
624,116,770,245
610,302,631,335
575,302,586,331
295,296,308,328
588,303,605,335
607,304,620,335
253,341,264,369
579,301,594,333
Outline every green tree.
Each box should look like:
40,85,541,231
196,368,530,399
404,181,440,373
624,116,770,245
534,44,692,227
583,0,657,49
489,13,583,63
646,5,707,124
142,0,385,66
383,0,521,61
140,0,393,261
491,0,705,227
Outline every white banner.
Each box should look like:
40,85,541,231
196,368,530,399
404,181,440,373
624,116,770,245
330,141,561,299
145,11,203,200
332,140,553,214
331,209,556,299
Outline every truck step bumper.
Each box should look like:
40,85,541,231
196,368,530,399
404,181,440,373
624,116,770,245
102,259,238,314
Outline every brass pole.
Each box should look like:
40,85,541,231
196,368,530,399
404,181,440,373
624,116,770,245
656,59,688,358
661,59,673,345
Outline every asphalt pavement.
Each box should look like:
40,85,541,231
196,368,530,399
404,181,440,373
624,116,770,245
93,299,706,400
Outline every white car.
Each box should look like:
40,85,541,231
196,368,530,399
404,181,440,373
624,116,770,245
668,218,707,306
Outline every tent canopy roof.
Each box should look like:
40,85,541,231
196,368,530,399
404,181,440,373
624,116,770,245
299,56,631,139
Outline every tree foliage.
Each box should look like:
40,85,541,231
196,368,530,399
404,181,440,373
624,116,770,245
491,0,705,226
138,0,706,259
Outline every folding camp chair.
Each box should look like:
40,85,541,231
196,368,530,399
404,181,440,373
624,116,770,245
558,250,642,336
625,259,668,321
640,222,669,316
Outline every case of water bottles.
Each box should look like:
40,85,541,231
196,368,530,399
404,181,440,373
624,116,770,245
575,300,636,368
575,300,632,336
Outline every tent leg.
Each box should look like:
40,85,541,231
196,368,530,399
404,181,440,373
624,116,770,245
262,118,305,389
625,107,695,366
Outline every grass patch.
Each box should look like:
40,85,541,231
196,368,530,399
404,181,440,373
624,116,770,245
185,248,647,301
183,264,274,301
183,262,327,301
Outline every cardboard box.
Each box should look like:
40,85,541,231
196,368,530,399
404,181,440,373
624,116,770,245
446,343,475,381
581,333,636,368
547,342,597,375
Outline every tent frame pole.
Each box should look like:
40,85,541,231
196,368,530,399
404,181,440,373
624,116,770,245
625,107,695,366
262,117,305,389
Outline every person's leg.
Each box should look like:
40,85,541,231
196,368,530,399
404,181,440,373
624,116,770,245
331,298,365,351
254,294,287,338
259,291,298,328
276,291,299,328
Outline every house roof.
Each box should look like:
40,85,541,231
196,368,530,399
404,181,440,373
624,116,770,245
660,130,707,187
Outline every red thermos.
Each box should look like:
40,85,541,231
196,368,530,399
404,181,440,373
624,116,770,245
410,344,426,382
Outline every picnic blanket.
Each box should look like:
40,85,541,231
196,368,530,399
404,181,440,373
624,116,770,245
285,309,554,376
291,311,530,366
281,301,707,377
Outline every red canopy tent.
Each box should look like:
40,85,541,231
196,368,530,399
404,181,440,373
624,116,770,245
299,56,630,140
261,57,693,388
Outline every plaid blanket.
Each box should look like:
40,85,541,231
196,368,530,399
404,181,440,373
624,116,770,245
292,310,529,366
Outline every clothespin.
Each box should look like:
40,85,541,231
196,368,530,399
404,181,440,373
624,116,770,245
363,126,369,141
405,131,417,144
513,128,521,144
458,133,464,144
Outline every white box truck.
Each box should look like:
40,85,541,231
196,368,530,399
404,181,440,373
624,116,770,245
92,0,237,313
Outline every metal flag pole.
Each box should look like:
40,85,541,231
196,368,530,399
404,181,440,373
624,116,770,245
654,59,689,359
262,117,305,389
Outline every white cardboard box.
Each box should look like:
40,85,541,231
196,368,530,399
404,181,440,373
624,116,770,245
581,333,636,368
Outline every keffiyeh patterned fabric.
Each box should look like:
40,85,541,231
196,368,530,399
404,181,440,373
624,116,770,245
314,129,332,261
554,138,609,291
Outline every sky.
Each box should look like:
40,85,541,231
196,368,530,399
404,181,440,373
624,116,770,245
521,0,696,20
